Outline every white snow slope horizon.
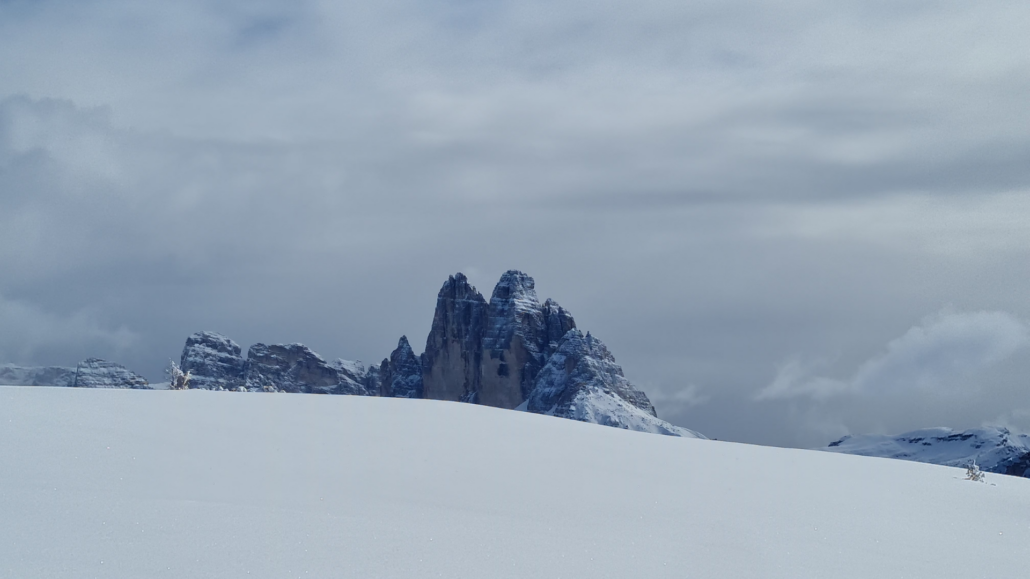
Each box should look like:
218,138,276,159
1,387,1028,578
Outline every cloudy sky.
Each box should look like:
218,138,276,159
2,0,1029,448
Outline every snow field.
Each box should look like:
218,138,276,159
1,386,1028,578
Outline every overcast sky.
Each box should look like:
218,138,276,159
2,0,1029,448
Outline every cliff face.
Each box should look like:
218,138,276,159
415,270,700,437
479,271,553,408
421,270,581,410
421,273,488,403
180,331,376,395
180,331,246,390
72,358,150,389
245,343,343,394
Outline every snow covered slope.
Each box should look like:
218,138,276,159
825,426,1030,478
1,387,1028,579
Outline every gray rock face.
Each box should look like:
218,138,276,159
379,336,423,398
180,331,246,390
542,298,577,356
525,330,704,437
178,332,378,395
422,273,488,403
244,343,343,394
72,358,150,389
479,271,553,408
418,270,701,437
332,359,379,396
422,270,580,409
0,364,77,387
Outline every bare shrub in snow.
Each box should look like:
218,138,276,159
167,361,191,390
965,462,985,483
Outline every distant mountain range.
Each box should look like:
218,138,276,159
0,358,148,389
825,426,1030,478
1,270,703,438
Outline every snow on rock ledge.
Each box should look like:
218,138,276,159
524,329,705,438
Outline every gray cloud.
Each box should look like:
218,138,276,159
757,310,1029,401
0,292,138,365
2,1,1030,447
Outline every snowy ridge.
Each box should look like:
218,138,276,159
825,426,1030,478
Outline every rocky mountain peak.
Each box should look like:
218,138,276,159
379,336,424,399
245,343,341,394
73,358,150,389
490,270,538,306
180,331,246,390
422,273,489,402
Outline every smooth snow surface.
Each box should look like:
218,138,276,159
2,387,1028,579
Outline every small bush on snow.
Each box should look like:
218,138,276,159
965,462,986,483
167,361,191,390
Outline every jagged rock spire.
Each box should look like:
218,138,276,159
379,336,424,399
421,270,579,409
422,273,488,402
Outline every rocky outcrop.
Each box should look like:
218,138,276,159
332,359,379,396
525,330,704,438
72,358,150,389
0,364,77,387
180,331,246,390
825,426,1030,478
244,343,344,394
421,270,581,409
541,298,577,356
415,270,698,437
479,271,554,408
177,332,379,395
422,273,488,402
379,336,423,398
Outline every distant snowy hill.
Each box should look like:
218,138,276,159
825,426,1030,478
1,387,1026,579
